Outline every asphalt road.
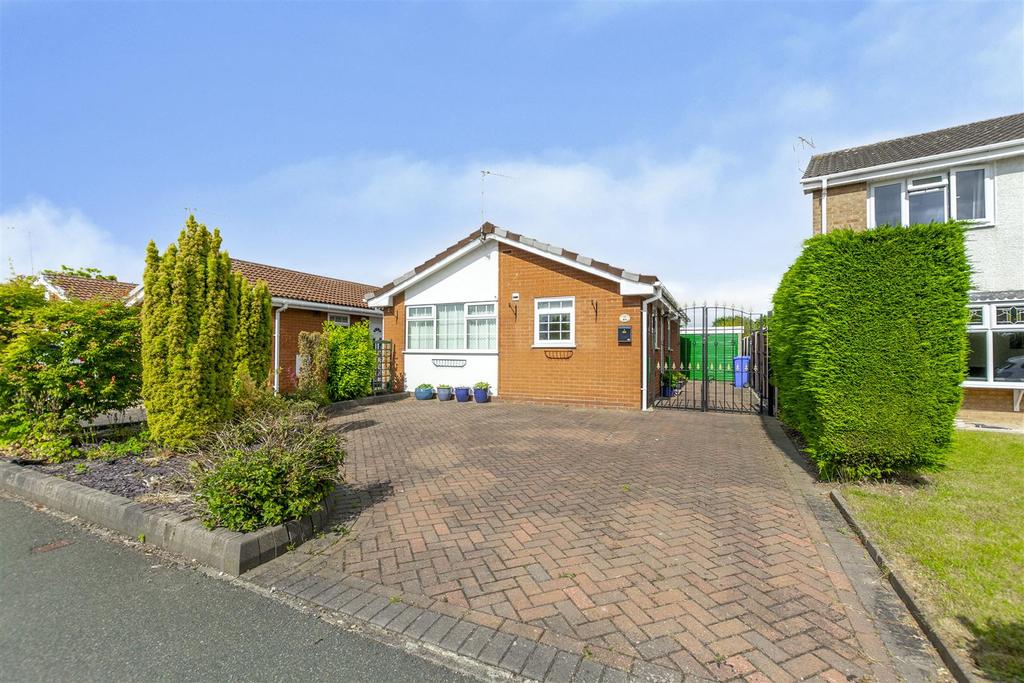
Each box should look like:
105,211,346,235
0,497,474,683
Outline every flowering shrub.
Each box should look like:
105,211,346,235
0,298,142,459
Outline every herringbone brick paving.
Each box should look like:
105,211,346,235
248,399,901,681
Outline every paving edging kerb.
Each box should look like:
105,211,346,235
829,490,979,683
0,460,335,576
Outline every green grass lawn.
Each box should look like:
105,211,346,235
842,430,1024,682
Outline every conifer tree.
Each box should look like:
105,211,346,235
142,216,241,447
234,278,272,386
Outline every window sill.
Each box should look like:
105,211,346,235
962,221,995,230
532,343,576,349
963,380,1024,389
403,349,498,355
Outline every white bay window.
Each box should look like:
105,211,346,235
405,302,497,351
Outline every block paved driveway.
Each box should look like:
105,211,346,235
248,399,934,682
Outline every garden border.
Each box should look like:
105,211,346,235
830,490,978,683
0,460,336,576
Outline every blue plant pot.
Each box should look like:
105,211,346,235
414,387,433,400
454,387,471,402
437,387,453,401
662,386,675,398
473,387,490,403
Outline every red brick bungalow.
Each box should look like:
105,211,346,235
115,260,382,393
365,223,682,409
228,260,383,393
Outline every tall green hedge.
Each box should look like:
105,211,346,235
142,216,241,447
771,222,971,479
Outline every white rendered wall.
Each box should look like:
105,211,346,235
402,241,500,393
965,156,1024,292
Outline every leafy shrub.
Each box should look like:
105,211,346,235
474,381,489,390
191,402,344,532
292,330,330,404
0,298,142,459
0,276,46,347
771,222,971,479
323,321,376,401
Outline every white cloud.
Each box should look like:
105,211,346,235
0,199,144,282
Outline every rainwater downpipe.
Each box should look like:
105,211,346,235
641,290,661,410
820,177,828,235
273,303,290,394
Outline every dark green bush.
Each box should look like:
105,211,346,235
323,321,376,401
191,403,344,532
771,222,971,479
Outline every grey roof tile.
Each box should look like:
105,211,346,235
804,112,1024,178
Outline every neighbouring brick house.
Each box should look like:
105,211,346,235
802,112,1024,418
37,273,139,302
125,259,382,393
228,259,382,393
365,223,682,409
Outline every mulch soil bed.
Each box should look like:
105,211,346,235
2,453,198,517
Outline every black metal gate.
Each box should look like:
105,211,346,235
655,305,773,415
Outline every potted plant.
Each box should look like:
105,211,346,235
414,383,433,400
454,386,471,402
661,370,683,397
473,381,490,403
436,384,453,401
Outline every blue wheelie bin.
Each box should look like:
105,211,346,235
733,356,750,388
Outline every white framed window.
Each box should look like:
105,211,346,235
869,181,904,228
436,303,464,349
907,174,947,225
534,296,575,347
868,165,994,229
950,166,994,224
328,313,351,327
406,305,435,350
466,302,497,350
964,301,1024,387
295,353,305,376
404,302,497,351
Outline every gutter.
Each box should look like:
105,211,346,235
273,303,290,394
270,297,382,317
802,139,1024,190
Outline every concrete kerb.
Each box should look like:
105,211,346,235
0,460,334,577
830,490,979,683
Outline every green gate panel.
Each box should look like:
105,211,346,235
680,332,738,381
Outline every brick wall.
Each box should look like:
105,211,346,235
498,247,644,409
962,387,1018,412
272,307,370,392
810,182,868,235
381,293,406,390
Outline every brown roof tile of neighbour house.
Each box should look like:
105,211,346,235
230,258,379,309
803,112,1024,178
366,223,661,301
46,274,139,301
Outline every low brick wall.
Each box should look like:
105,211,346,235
0,461,336,575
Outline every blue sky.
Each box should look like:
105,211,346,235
2,1,1021,310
